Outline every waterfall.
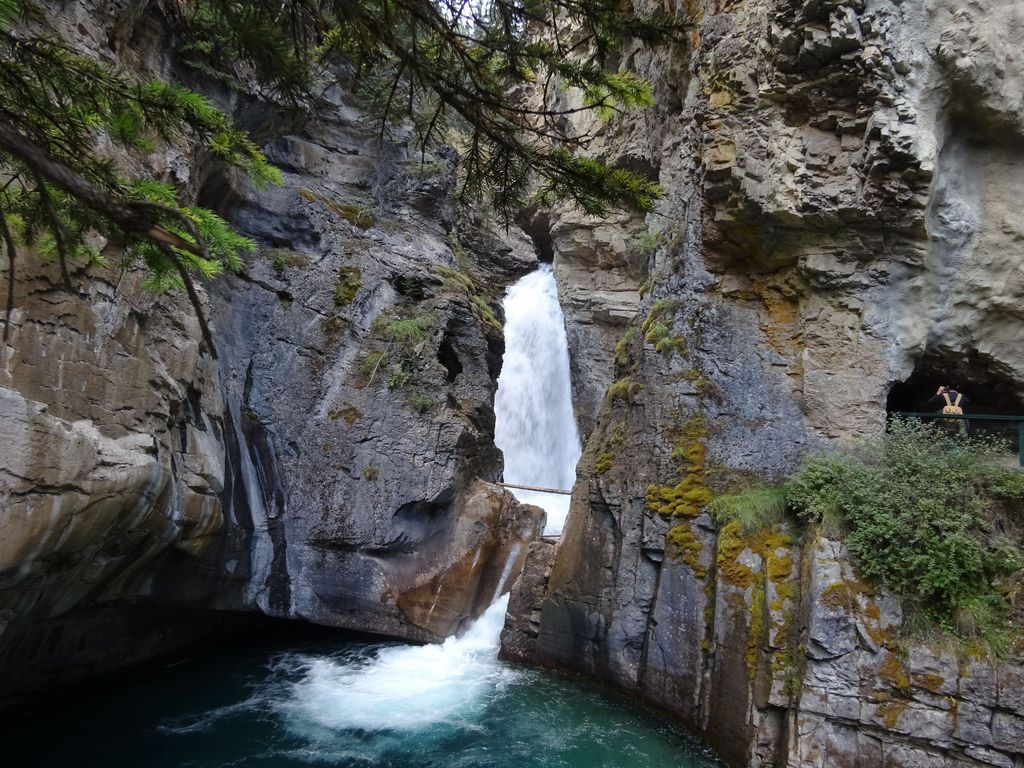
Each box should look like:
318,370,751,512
268,267,578,739
183,268,582,748
494,265,582,535
276,595,516,734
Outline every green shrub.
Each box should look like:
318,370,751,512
386,364,412,389
267,248,308,274
630,230,659,258
327,200,376,229
361,311,436,389
787,419,1024,641
471,294,502,332
410,392,435,414
608,376,634,402
437,266,502,332
614,328,635,372
438,265,475,293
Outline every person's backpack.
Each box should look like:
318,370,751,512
942,392,963,415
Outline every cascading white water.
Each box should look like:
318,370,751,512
494,265,582,534
277,595,516,735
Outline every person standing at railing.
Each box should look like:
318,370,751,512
928,385,970,433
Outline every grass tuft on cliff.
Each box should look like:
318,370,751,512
709,487,787,534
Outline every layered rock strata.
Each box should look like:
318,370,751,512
0,1,542,697
506,0,1024,766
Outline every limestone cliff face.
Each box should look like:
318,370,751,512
192,99,543,641
0,1,542,697
504,0,1024,766
0,254,227,691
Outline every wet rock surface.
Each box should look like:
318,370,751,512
0,1,541,697
506,0,1024,766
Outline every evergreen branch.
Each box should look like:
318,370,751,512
0,116,204,256
31,173,71,288
0,204,15,341
157,242,218,359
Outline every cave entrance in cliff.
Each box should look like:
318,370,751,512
886,352,1024,416
517,210,555,264
886,351,1024,458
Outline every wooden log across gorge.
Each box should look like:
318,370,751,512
491,483,573,495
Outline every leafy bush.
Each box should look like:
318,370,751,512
409,393,435,414
787,419,1024,640
361,311,436,390
267,248,309,274
629,230,659,258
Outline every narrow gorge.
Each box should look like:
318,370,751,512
1,0,1023,767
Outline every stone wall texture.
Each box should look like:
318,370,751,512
1,1,1023,765
503,0,1024,766
0,0,543,697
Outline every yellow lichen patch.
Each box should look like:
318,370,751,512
879,651,911,692
666,523,706,578
766,554,793,582
709,90,732,108
876,699,908,729
716,520,755,588
646,414,710,518
328,405,362,424
820,582,854,611
915,672,946,694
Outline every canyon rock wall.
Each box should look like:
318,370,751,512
0,0,542,697
506,0,1024,766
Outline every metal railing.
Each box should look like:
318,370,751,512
896,412,1024,467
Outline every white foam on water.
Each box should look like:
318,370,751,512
494,266,582,534
276,595,516,735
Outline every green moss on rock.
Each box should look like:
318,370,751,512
667,523,706,577
333,266,362,306
595,452,614,474
646,414,710,517
328,405,362,424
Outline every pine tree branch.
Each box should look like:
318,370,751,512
0,115,214,259
157,242,218,360
0,205,15,342
0,115,224,354
31,172,71,289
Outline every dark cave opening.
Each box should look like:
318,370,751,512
438,336,463,383
517,210,555,263
886,351,1024,417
